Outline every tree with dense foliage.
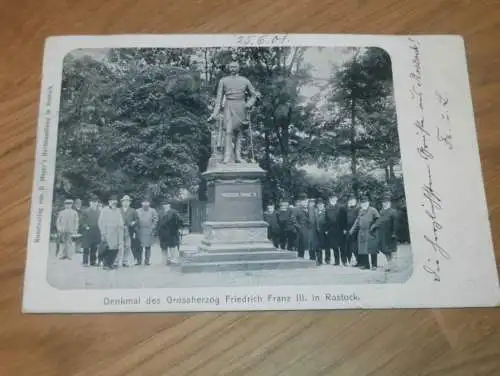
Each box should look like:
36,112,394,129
54,46,404,213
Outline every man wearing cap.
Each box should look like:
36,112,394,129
349,195,380,270
80,196,101,266
56,199,79,260
118,195,139,268
372,193,399,271
345,194,360,266
325,193,348,266
98,195,124,270
136,197,159,266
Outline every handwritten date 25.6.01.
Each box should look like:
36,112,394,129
236,35,289,47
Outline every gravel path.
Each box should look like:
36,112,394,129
46,234,413,290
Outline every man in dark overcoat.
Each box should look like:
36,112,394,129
314,197,328,265
264,204,280,248
290,193,311,258
286,202,298,252
345,194,360,266
73,198,84,254
325,193,348,266
397,198,410,244
349,195,380,270
372,193,399,271
276,201,291,250
158,201,183,265
306,198,319,261
81,195,101,266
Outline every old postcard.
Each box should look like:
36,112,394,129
23,34,500,313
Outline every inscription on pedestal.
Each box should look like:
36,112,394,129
208,182,262,221
221,192,257,198
203,224,268,244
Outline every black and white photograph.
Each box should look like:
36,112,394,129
48,44,412,290
23,35,500,312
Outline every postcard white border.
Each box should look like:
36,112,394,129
23,34,500,313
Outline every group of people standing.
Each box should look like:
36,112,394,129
54,195,183,270
263,192,408,271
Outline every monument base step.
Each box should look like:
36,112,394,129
181,250,298,263
196,242,276,253
173,258,317,273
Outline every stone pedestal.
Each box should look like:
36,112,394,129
174,163,316,273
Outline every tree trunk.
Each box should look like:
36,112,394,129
264,125,271,171
204,49,209,83
389,163,395,181
349,96,358,195
384,165,390,184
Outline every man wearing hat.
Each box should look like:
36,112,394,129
349,195,380,270
305,198,319,261
263,203,280,248
371,193,399,271
290,193,311,258
345,194,360,266
325,193,348,266
98,194,124,270
80,195,101,266
56,199,79,260
158,199,183,265
118,195,139,267
397,197,410,244
286,200,297,251
314,197,328,265
73,198,84,254
276,200,291,250
136,197,159,266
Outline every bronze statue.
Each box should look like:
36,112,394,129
207,61,259,164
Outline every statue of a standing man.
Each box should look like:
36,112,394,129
207,61,259,164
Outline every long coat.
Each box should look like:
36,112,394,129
290,206,312,251
75,208,84,234
314,208,327,250
80,207,101,248
350,206,380,255
264,211,280,238
305,207,321,251
158,209,183,249
373,207,399,254
277,208,295,234
346,206,359,250
98,207,124,250
136,207,159,247
121,207,140,248
325,204,348,248
397,206,410,243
